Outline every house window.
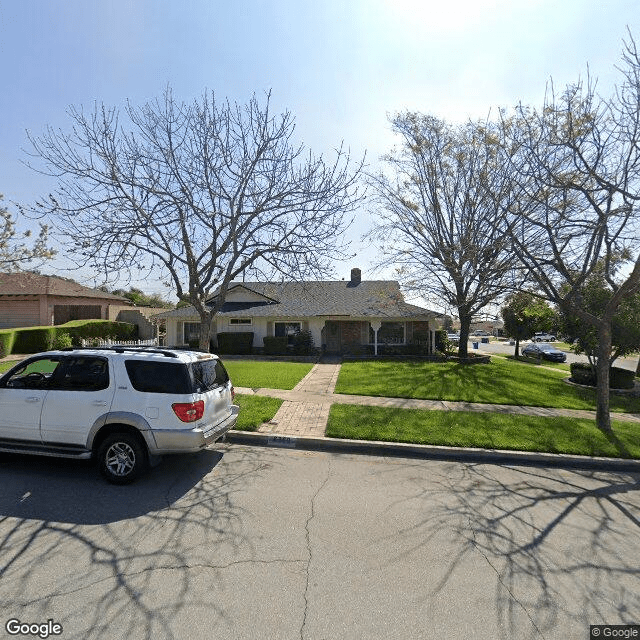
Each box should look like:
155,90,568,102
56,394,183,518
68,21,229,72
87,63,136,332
369,322,405,344
183,322,201,345
229,318,252,326
274,322,301,345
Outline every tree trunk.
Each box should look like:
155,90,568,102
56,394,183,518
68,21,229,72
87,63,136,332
514,337,520,357
198,309,213,353
458,314,471,358
595,322,613,434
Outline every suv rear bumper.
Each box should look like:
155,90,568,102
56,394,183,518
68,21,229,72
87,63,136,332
149,405,239,453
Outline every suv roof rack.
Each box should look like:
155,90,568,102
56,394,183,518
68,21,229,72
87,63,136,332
61,346,180,358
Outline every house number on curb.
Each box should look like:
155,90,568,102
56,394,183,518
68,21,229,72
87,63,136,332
267,435,297,448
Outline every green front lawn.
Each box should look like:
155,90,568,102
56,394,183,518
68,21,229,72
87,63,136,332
225,360,313,389
335,359,640,413
327,404,640,459
234,394,283,431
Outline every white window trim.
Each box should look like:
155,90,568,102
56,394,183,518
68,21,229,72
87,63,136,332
229,318,253,326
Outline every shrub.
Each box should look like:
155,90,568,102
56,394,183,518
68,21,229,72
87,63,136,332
263,336,288,355
434,329,449,354
52,332,73,350
216,332,254,355
12,327,57,353
610,367,635,389
570,362,597,386
0,329,16,358
292,330,316,355
570,362,635,389
59,320,137,342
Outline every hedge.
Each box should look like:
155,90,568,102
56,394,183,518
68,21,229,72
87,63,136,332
570,362,636,389
263,336,288,355
216,332,254,355
0,330,17,358
0,320,137,355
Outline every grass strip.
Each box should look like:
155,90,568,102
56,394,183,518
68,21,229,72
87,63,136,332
225,360,313,390
326,404,640,459
234,394,283,432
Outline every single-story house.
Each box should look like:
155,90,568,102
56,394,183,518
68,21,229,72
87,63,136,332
0,271,132,329
155,269,442,356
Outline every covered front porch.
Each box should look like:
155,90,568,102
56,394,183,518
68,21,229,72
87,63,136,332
320,318,436,356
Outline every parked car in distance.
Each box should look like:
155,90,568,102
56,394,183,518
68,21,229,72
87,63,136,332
0,347,239,484
532,332,556,342
447,333,460,343
472,330,491,336
522,342,567,362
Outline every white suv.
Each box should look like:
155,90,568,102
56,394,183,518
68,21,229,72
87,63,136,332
0,347,239,483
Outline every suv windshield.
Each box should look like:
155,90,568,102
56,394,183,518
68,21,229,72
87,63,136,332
189,359,229,392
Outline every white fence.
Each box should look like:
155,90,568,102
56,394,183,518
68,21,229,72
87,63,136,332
81,338,159,348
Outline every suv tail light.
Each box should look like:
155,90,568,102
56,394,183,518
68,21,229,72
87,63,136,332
172,400,205,423
231,385,235,401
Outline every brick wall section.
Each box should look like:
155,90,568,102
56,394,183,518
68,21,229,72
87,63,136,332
409,321,430,341
340,321,364,350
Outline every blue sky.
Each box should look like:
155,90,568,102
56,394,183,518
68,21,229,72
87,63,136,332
1,0,638,300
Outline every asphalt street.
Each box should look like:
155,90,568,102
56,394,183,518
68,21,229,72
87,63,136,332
1,445,639,640
471,339,640,371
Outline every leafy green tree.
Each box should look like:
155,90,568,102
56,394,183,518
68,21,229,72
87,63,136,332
499,33,640,433
558,272,640,366
501,292,555,356
112,287,173,308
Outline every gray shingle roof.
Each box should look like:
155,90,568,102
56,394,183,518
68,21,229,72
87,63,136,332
154,281,436,319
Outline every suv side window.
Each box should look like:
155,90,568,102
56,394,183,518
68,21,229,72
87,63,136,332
2,357,62,389
125,361,192,394
57,356,109,391
189,360,229,392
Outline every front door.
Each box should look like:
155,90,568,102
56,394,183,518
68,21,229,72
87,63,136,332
325,321,341,354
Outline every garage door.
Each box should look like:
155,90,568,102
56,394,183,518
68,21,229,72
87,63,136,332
0,300,41,328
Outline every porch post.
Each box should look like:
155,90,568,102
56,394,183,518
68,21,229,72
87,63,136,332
370,320,382,356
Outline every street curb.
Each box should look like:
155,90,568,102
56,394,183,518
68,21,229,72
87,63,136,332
225,430,640,472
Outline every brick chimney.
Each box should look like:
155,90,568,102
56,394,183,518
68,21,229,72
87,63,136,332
350,268,361,285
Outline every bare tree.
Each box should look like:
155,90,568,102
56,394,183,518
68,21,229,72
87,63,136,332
0,194,55,272
26,89,364,349
369,114,521,356
500,33,640,432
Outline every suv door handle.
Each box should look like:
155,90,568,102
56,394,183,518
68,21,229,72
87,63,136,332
92,400,108,406
26,397,41,403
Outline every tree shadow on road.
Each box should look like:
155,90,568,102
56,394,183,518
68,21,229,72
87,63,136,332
0,445,281,640
380,461,640,639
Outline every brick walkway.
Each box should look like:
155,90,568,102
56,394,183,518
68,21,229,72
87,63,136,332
254,363,340,437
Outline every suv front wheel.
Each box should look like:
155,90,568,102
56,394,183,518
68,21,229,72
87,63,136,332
97,432,149,484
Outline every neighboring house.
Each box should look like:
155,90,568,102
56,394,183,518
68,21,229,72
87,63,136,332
0,272,132,329
154,269,442,356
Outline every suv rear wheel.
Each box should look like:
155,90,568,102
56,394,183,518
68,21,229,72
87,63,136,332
97,432,148,484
